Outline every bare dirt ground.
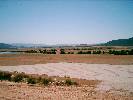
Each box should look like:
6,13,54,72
0,81,133,100
0,63,133,92
0,54,133,66
0,54,133,100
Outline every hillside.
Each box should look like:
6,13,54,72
0,43,15,49
104,37,133,46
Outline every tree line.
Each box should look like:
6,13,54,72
23,49,133,55
109,49,133,55
25,49,56,54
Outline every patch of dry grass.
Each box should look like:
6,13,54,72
0,54,133,66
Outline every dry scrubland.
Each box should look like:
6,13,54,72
0,81,133,100
0,53,133,100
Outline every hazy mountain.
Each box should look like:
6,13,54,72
11,43,49,48
0,43,15,49
104,37,133,46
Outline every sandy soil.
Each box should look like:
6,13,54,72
0,54,133,99
0,81,133,100
0,63,133,92
0,54,133,66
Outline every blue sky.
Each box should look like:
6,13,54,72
0,0,133,44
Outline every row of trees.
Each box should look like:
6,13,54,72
24,49,133,55
72,48,93,50
77,50,102,54
109,49,133,55
60,49,74,54
77,51,91,54
60,49,133,55
25,49,56,54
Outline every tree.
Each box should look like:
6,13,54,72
60,49,65,54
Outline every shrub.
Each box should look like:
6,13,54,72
120,50,127,55
42,78,52,85
60,49,65,54
51,51,56,54
68,52,74,54
86,51,91,54
128,49,133,55
0,71,12,81
93,51,101,54
65,79,77,86
108,50,133,55
77,51,83,54
12,74,24,82
25,50,37,53
27,77,37,84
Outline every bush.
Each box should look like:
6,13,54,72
77,51,91,54
12,74,24,82
65,79,77,86
60,49,65,54
68,52,74,54
120,50,127,55
109,50,129,55
77,51,83,54
128,49,133,55
86,51,91,54
42,78,52,85
108,49,133,55
25,50,37,53
0,71,12,81
93,50,101,54
27,77,37,84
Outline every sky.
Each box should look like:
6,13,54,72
0,0,133,44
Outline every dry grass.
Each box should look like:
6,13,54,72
0,54,133,66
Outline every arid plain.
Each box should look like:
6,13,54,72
0,53,133,100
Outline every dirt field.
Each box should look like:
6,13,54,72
0,63,133,92
0,54,133,66
0,54,133,99
0,81,133,100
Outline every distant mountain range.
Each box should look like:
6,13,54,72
0,43,15,49
11,43,49,48
103,37,133,46
0,37,133,49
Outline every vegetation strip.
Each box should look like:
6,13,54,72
1,48,133,55
0,70,100,86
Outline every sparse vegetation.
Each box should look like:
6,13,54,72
93,50,101,54
77,51,91,54
65,79,78,86
25,50,38,53
0,71,12,81
60,49,66,54
42,78,52,85
12,72,28,82
27,77,37,84
109,49,133,55
0,70,78,86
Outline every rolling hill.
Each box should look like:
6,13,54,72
104,37,133,46
0,43,15,49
